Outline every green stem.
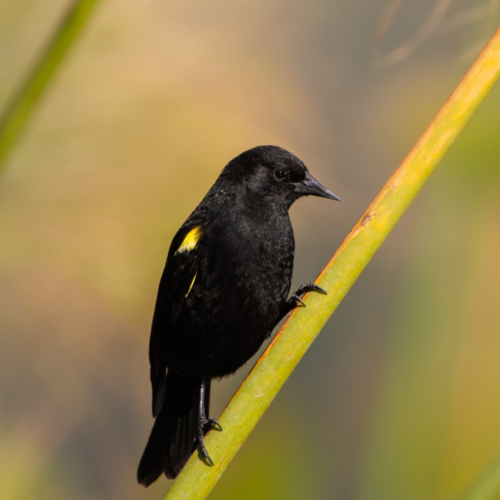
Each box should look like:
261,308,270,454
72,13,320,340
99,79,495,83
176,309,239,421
460,455,500,500
0,0,102,171
163,25,500,500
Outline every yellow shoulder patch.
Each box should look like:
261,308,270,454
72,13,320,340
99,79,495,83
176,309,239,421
185,273,197,297
177,226,203,254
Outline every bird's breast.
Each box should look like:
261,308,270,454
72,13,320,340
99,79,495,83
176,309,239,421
213,208,294,295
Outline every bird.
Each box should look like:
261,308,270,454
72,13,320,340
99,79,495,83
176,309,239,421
137,145,341,486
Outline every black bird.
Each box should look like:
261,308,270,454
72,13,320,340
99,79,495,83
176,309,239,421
137,145,341,486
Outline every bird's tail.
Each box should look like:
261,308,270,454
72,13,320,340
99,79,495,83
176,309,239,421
137,371,208,486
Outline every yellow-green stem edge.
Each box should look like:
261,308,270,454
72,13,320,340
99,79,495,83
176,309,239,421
164,25,500,500
0,0,102,170
461,454,500,500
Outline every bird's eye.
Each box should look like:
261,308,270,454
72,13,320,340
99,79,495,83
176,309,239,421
274,169,286,180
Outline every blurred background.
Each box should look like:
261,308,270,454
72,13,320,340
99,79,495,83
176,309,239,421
1,0,500,499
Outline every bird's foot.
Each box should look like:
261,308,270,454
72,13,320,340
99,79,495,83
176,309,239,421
282,282,327,316
294,283,327,297
197,416,223,466
290,293,306,308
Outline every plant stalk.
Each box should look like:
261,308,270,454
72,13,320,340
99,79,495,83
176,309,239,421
0,0,102,171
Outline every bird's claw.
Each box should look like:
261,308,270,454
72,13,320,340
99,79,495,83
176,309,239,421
199,416,222,432
198,439,214,466
308,283,327,295
296,282,327,296
197,415,222,466
207,417,223,431
280,282,328,323
292,294,306,307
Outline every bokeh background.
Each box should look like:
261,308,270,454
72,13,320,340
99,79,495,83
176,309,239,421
1,1,500,499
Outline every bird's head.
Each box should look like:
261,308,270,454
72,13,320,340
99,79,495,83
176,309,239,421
222,145,341,209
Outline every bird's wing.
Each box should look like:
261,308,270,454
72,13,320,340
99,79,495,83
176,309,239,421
148,223,203,417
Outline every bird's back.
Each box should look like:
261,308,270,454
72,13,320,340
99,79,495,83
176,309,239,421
169,196,295,379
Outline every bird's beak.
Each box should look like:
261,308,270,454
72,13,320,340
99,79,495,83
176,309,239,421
294,172,342,201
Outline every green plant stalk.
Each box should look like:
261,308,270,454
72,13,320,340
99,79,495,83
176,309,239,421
163,26,500,500
461,454,500,500
0,0,102,171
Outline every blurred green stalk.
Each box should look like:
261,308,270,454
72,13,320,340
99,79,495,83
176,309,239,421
163,26,500,500
462,454,500,500
0,0,102,171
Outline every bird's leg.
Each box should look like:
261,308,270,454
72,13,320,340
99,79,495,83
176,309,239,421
281,283,327,318
196,380,222,466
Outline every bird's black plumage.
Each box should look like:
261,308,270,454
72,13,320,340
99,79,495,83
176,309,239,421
137,145,341,486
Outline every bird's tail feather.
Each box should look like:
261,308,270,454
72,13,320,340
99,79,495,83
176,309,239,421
137,372,208,485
